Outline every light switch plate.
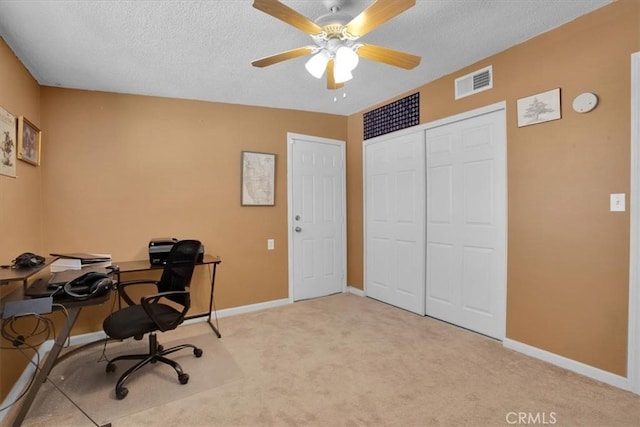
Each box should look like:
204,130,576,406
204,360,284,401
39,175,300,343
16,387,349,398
610,193,626,212
267,239,275,250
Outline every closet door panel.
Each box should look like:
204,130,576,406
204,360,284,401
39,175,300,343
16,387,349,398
365,130,426,315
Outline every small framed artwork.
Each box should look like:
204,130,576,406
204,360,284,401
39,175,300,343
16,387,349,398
17,116,41,166
0,106,17,177
517,88,561,127
241,151,275,206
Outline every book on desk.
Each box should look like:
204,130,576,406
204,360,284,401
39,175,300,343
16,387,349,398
49,253,112,272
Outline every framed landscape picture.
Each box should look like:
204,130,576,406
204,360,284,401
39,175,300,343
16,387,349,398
17,116,41,166
241,151,275,206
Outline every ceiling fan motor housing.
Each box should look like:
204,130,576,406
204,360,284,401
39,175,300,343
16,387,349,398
315,12,353,39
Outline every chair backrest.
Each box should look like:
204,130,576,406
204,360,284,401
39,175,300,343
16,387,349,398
157,239,201,306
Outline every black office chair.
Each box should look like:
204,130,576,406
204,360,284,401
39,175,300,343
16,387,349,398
103,239,203,400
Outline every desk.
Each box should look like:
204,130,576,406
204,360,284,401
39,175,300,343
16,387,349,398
4,278,111,427
115,254,222,338
0,257,57,287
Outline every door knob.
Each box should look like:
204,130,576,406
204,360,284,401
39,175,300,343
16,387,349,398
295,227,302,232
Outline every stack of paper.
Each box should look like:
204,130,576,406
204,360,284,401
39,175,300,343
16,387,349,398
50,258,82,272
50,253,112,272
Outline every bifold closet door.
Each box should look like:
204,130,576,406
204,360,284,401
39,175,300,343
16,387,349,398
365,130,426,315
425,109,506,339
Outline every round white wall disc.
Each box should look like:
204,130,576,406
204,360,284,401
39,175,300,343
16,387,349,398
572,92,598,113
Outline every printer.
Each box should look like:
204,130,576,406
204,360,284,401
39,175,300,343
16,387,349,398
148,238,204,266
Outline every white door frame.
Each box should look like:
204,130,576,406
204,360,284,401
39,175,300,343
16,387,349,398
287,132,347,303
628,51,640,395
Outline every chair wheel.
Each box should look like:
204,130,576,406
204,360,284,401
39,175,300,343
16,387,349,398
194,348,203,358
106,363,116,373
157,345,164,352
116,387,128,400
178,373,189,384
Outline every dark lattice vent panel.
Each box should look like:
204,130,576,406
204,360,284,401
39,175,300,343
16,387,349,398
363,92,420,140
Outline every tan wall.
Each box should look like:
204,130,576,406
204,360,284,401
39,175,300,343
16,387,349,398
347,0,639,376
1,55,347,402
39,88,347,314
0,39,42,261
346,113,364,288
1,0,638,404
0,38,43,402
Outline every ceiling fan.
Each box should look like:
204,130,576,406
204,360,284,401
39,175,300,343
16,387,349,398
251,0,421,90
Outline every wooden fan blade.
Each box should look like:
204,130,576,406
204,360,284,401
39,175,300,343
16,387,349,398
345,0,415,38
326,59,344,90
357,44,421,69
253,0,323,35
252,47,314,68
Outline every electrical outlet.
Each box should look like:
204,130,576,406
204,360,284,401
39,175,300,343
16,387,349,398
267,239,275,250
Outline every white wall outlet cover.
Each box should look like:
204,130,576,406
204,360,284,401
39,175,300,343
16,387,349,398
610,193,626,212
572,92,598,113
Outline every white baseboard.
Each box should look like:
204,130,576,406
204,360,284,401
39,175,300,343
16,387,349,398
68,330,107,346
213,298,290,319
503,338,630,391
347,286,365,297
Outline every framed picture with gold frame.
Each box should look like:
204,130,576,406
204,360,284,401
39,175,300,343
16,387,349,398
17,116,41,166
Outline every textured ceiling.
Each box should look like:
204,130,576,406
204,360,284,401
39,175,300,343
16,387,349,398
0,0,611,116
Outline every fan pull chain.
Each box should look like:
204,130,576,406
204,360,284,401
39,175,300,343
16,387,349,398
333,92,347,102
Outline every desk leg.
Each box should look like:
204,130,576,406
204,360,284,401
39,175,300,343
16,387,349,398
207,318,221,338
207,262,221,338
11,307,81,427
184,261,221,338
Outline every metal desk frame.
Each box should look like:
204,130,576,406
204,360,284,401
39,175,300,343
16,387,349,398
1,255,221,425
114,254,222,338
2,279,111,427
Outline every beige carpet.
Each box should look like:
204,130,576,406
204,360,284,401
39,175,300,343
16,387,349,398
21,328,241,426
15,293,640,426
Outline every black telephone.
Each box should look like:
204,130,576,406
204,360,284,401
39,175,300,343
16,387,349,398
11,252,45,269
61,271,113,300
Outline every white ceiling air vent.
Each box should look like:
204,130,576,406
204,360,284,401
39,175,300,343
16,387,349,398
454,65,493,100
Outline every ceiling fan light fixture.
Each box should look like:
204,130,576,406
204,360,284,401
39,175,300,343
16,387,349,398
333,63,353,84
305,51,330,79
335,45,359,72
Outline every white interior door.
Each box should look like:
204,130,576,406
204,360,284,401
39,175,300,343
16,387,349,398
365,130,426,315
288,133,346,301
425,109,506,339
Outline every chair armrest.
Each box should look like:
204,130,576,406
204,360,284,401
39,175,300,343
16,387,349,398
117,279,158,307
140,291,190,332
